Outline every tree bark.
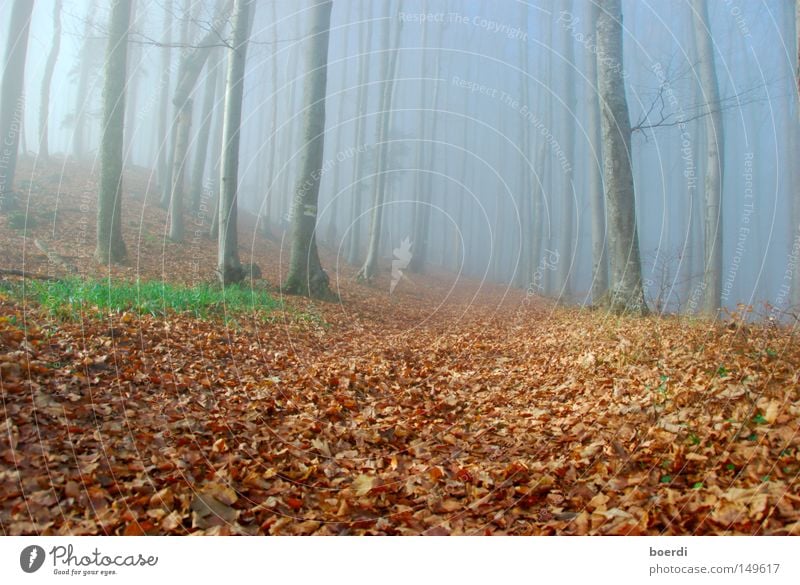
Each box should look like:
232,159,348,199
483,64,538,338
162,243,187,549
217,0,254,284
284,0,334,298
156,0,174,196
357,1,402,282
596,0,647,314
0,0,35,211
162,0,233,210
586,1,608,304
346,3,375,266
691,0,724,316
95,0,131,264
38,0,62,162
72,0,99,159
190,52,221,211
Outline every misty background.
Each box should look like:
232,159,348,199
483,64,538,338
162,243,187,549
2,0,798,315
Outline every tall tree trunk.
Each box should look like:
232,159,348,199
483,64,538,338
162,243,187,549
691,0,724,316
586,1,608,304
39,0,62,162
123,0,139,163
95,0,131,264
162,0,233,210
156,0,174,196
596,0,647,315
0,0,34,211
284,0,334,298
72,0,99,159
346,3,375,266
261,0,280,232
217,0,254,284
358,1,401,282
557,0,576,299
190,52,220,211
408,0,431,274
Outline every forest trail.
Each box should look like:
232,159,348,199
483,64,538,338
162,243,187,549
1,160,799,535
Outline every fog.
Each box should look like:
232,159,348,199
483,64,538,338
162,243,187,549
4,0,799,316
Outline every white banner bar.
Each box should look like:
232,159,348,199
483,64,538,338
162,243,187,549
1,536,798,584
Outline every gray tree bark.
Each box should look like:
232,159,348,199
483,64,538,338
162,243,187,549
0,0,34,211
72,0,99,159
162,1,233,214
691,0,724,316
284,0,334,298
346,3,375,266
586,1,608,304
190,51,220,211
556,0,576,298
156,0,174,196
596,0,647,314
95,0,131,264
217,0,254,284
38,0,62,162
358,1,402,282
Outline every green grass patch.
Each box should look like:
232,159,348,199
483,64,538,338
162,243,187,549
12,277,284,320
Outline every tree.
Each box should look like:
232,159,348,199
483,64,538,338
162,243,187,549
357,1,402,282
586,1,609,304
190,50,221,211
39,0,63,162
284,0,334,298
691,0,724,315
217,0,254,284
0,0,35,211
71,0,101,159
556,0,576,298
164,1,234,242
156,0,174,193
596,0,647,314
96,0,132,264
346,3,375,266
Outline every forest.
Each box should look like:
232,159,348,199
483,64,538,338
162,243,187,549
0,0,799,537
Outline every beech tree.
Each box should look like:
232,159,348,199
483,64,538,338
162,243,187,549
96,0,132,264
596,0,647,314
691,0,724,315
0,0,35,211
38,0,62,162
284,0,334,298
358,1,402,282
217,0,254,284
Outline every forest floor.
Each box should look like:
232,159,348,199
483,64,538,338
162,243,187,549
1,158,799,535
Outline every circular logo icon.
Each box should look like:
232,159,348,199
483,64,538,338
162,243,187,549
20,545,46,573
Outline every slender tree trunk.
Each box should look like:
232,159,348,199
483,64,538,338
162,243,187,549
217,0,254,284
586,1,608,304
0,0,34,211
162,1,232,210
156,0,174,195
39,0,62,162
408,0,430,274
557,0,576,299
95,0,131,264
123,0,139,163
346,4,374,265
262,0,280,232
190,52,220,211
358,1,401,282
596,0,647,315
209,55,226,240
691,0,724,315
284,0,334,298
72,0,99,159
